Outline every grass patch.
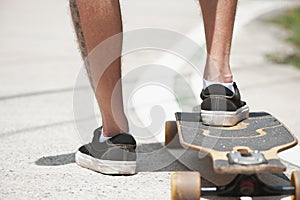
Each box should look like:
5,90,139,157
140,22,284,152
266,7,300,68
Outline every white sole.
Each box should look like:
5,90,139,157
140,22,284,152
201,104,250,126
75,151,137,175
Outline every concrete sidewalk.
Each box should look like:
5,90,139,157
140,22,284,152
1,0,300,199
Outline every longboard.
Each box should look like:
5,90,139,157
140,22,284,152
166,112,300,199
175,112,297,174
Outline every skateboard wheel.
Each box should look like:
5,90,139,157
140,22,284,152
171,172,201,200
292,171,300,200
165,121,181,148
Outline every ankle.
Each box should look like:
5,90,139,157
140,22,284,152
101,113,129,137
203,61,233,83
222,74,233,83
102,124,129,137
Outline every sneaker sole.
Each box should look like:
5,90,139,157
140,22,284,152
75,151,136,175
201,104,249,126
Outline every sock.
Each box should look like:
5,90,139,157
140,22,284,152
99,134,112,143
203,79,235,93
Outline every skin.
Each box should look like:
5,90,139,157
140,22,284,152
200,0,237,83
70,0,238,137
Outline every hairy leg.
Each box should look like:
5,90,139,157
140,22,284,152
199,0,238,83
70,0,128,137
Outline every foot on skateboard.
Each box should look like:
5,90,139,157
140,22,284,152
167,112,299,199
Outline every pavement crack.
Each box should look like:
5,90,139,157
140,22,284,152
0,85,89,101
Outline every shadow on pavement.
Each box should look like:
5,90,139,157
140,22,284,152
35,152,75,166
34,143,187,172
35,143,289,200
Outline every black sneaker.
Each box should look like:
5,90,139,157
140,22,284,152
199,82,249,126
75,127,137,175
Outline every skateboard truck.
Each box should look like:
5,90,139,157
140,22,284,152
171,172,299,199
227,150,267,165
201,174,295,197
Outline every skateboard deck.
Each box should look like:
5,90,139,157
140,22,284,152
175,111,298,174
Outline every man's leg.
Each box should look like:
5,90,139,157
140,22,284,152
200,0,237,83
70,0,128,137
70,0,136,175
199,0,249,126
